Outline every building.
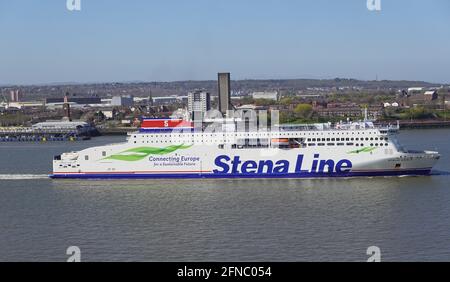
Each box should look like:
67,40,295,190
252,91,279,101
32,121,91,131
188,90,211,114
424,90,438,101
218,72,232,114
111,95,134,107
46,97,102,105
408,87,424,94
152,95,187,106
9,90,22,102
315,103,383,119
383,102,399,108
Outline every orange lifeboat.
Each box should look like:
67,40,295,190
271,138,290,146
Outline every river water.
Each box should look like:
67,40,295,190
0,129,449,261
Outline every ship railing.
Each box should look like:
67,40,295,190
132,121,401,134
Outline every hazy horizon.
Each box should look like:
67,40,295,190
0,76,448,88
1,0,449,85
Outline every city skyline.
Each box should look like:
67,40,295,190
1,0,449,85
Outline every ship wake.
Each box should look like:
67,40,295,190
0,174,49,180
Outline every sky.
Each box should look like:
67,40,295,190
0,0,449,85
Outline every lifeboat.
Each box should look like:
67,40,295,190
271,138,290,146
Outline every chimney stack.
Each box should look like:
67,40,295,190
218,72,232,115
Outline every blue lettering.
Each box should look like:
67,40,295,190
310,154,320,172
274,160,289,174
242,161,258,174
318,159,335,173
335,159,352,173
213,155,352,175
257,160,274,174
213,155,230,173
295,155,304,172
231,156,242,174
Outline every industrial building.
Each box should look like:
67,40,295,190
45,97,102,105
252,91,279,101
111,95,134,107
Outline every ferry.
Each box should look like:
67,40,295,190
50,118,440,179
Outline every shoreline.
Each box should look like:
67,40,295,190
395,120,450,129
96,120,450,136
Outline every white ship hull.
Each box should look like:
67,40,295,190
51,131,440,179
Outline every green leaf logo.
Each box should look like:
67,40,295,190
104,144,193,161
347,147,377,154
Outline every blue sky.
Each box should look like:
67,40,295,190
0,0,449,84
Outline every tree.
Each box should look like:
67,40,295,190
294,104,313,119
254,99,274,107
279,97,293,106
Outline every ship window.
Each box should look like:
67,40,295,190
318,143,325,146
346,143,354,146
331,138,335,141
102,151,106,157
385,143,389,146
85,155,89,161
308,143,316,146
337,143,344,146
370,144,374,146
327,143,335,146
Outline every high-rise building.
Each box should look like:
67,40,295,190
218,72,232,114
188,90,211,115
9,90,21,102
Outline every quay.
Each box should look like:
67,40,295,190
0,121,98,142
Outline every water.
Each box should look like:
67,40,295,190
0,130,449,262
